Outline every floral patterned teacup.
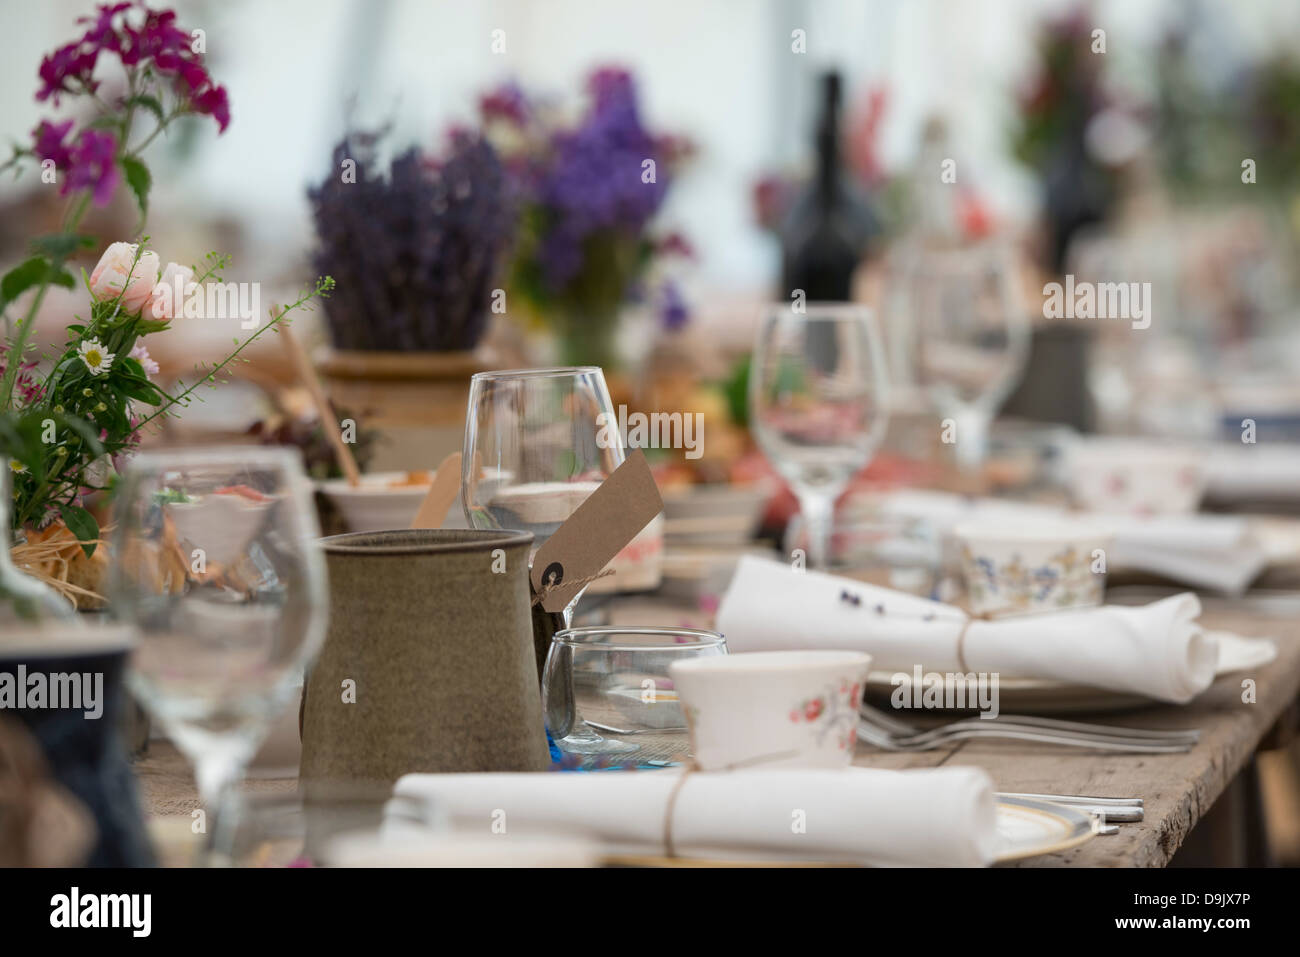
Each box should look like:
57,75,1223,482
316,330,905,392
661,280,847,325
953,520,1113,618
669,651,871,770
1064,439,1205,515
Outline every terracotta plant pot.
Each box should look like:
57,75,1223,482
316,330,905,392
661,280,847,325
316,348,490,473
300,529,550,798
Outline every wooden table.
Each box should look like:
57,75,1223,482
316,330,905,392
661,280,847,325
135,599,1300,867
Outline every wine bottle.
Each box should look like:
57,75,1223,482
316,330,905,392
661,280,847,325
779,71,878,302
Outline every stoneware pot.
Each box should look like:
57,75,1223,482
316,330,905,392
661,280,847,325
315,348,489,473
300,529,550,796
0,625,155,866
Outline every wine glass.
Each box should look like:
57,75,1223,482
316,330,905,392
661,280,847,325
462,367,626,754
108,446,327,862
898,243,1031,471
750,304,890,570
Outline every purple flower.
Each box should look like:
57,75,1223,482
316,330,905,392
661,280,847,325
64,129,120,206
524,67,673,293
37,41,101,104
32,119,76,168
308,130,517,351
656,280,689,331
36,3,231,133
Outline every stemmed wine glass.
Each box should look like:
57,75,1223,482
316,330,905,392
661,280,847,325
750,304,890,570
461,367,629,754
108,446,327,862
896,243,1030,472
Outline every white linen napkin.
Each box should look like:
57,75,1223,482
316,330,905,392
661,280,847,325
389,765,998,867
1206,444,1300,501
717,556,1219,703
873,490,1265,595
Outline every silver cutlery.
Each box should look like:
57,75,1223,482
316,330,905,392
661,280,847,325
999,794,1144,823
859,702,1198,753
860,702,1199,743
999,792,1145,831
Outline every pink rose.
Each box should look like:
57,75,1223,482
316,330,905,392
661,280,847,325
149,261,196,320
89,242,160,315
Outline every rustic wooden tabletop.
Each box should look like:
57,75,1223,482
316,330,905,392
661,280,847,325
133,599,1299,867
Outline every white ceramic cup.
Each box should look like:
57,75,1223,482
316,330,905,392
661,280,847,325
952,519,1113,618
669,650,872,770
1064,440,1205,515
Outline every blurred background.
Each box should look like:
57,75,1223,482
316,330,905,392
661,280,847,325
6,0,1300,461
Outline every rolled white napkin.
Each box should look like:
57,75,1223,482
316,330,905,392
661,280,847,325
717,556,1218,703
1206,444,1300,500
874,490,1264,595
390,765,998,867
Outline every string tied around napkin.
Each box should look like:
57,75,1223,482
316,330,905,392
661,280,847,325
662,712,801,857
954,611,995,674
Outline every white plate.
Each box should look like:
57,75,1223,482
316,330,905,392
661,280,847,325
866,631,1277,714
995,796,1097,862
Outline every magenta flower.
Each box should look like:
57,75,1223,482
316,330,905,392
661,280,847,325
63,129,120,206
35,3,231,132
32,119,75,168
31,121,119,205
0,347,46,407
36,41,101,104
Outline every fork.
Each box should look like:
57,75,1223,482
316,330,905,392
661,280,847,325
857,705,1197,753
860,702,1199,747
856,720,1193,753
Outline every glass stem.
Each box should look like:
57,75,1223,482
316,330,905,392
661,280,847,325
800,492,835,570
194,749,244,866
952,406,991,474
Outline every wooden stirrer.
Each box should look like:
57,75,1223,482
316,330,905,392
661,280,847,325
277,317,361,487
411,452,462,529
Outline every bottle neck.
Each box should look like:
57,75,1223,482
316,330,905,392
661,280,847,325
815,123,840,206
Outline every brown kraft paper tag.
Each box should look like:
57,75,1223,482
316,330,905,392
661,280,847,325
529,448,662,612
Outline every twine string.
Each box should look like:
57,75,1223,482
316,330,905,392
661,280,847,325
529,568,615,607
662,705,801,857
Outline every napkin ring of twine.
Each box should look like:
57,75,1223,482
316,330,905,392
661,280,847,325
530,568,615,608
661,749,800,858
954,611,993,674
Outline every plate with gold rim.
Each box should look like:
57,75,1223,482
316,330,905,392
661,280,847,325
995,796,1098,862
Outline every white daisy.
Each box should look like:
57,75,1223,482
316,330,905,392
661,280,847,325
78,338,116,376
8,459,27,475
